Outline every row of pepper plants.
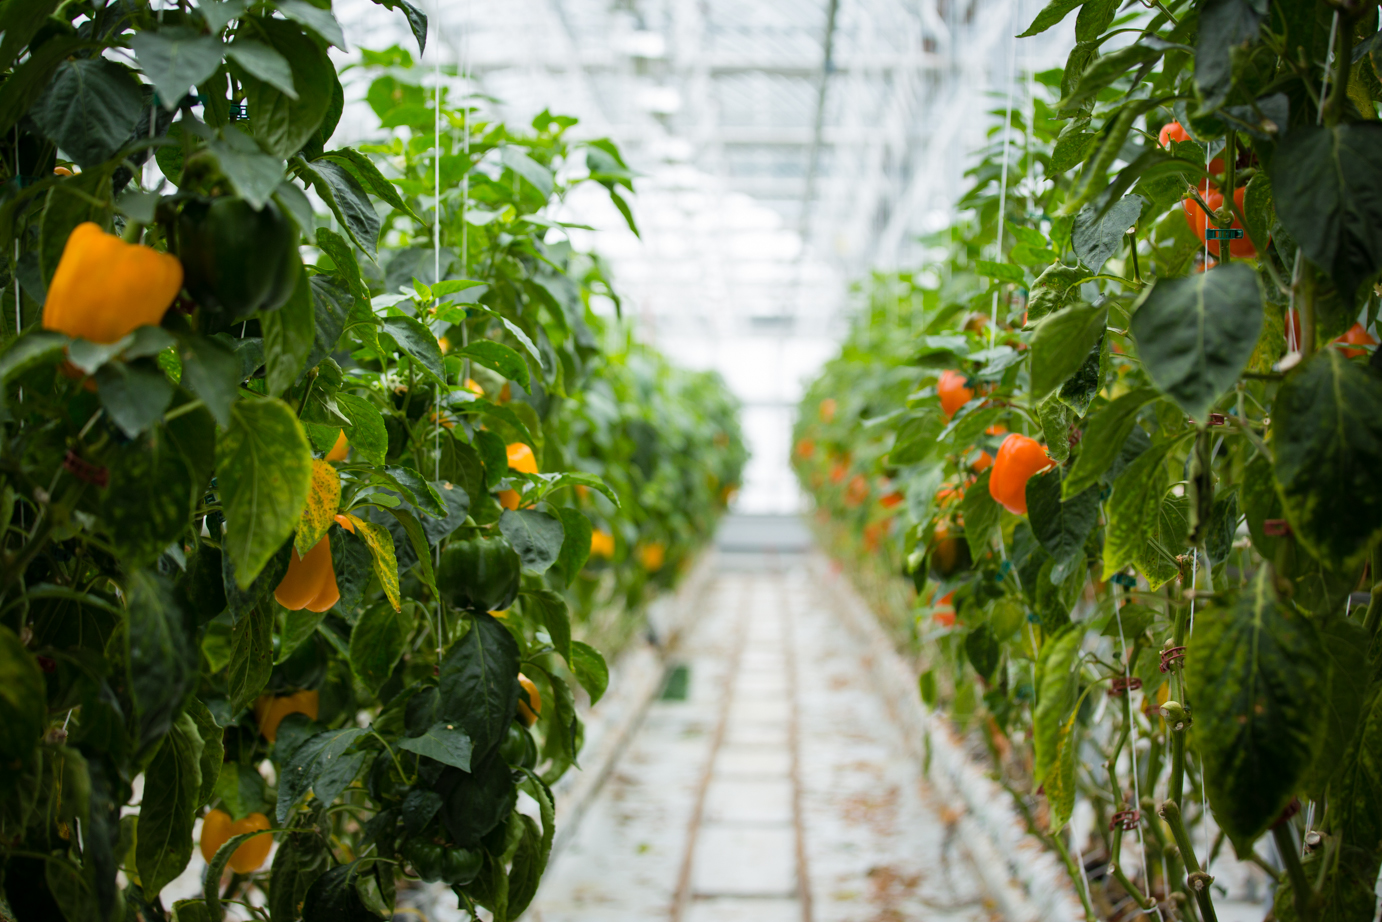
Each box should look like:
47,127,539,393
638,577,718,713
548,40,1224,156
796,1,1382,920
0,3,745,922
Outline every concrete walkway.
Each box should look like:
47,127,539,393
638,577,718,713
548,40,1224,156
527,543,994,922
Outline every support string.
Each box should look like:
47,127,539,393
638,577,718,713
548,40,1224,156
1116,584,1164,919
988,0,1019,348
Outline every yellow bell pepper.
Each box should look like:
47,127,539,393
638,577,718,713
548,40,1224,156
42,222,183,344
506,442,538,474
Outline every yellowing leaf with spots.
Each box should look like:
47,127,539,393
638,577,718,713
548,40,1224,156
295,459,342,555
342,513,401,612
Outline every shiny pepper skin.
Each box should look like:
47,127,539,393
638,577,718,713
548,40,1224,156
516,673,542,727
253,689,319,742
200,809,273,874
273,536,339,612
42,223,183,343
937,370,974,420
988,434,1053,515
506,442,539,474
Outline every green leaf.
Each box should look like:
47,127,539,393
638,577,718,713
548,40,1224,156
267,826,331,922
964,624,1000,681
227,603,274,713
273,0,346,48
126,570,197,751
296,458,341,556
1272,350,1382,568
368,0,429,53
31,57,143,169
319,148,417,219
0,625,44,769
498,508,565,574
314,227,370,306
300,157,382,258
550,506,592,588
1101,440,1174,581
1071,194,1141,272
501,146,556,197
460,341,531,391
218,399,312,589
961,469,1001,560
341,514,401,612
225,38,297,99
1059,44,1162,111
275,726,368,823
0,33,87,140
131,26,225,110
381,315,445,385
214,762,270,821
383,466,447,518
1269,123,1382,306
397,721,473,770
385,505,437,593
1039,393,1073,467
178,334,240,427
569,641,610,707
1026,466,1099,572
1189,570,1326,856
1242,172,1273,251
1019,0,1080,36
522,588,571,663
0,330,67,381
1063,387,1160,498
185,697,224,810
334,393,388,468
1030,302,1107,403
101,425,199,569
1033,627,1083,786
94,361,175,439
1130,263,1263,422
46,857,99,922
976,260,1026,284
1074,0,1118,41
301,861,380,922
1331,680,1382,875
1303,616,1370,797
439,613,520,757
348,602,412,693
889,413,944,465
137,712,204,898
37,167,114,284
262,266,315,396
1195,0,1267,110
243,17,334,158
0,0,62,71
207,126,286,210
1046,689,1092,831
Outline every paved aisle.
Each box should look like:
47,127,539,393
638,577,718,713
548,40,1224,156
528,551,994,922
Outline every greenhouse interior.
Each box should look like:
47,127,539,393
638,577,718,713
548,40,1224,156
1,0,1380,920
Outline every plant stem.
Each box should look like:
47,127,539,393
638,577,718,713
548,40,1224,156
1322,11,1352,129
1051,826,1099,921
1161,800,1219,922
1363,544,1382,638
1272,822,1314,922
1169,727,1186,807
1218,131,1235,266
1298,257,1317,356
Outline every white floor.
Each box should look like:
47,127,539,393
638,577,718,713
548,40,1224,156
527,556,993,922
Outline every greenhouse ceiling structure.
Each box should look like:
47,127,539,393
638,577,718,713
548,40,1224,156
335,0,1072,511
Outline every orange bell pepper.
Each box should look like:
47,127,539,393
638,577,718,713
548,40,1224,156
42,223,183,344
